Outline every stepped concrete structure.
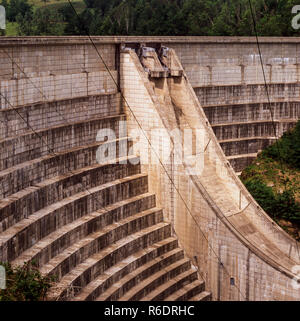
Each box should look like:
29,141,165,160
0,36,299,301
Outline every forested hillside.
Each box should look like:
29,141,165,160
241,120,300,240
2,0,300,36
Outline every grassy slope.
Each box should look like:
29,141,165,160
6,22,18,36
4,0,85,35
241,156,300,201
28,0,85,10
34,0,85,12
241,134,300,240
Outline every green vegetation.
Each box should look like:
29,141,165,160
241,120,300,240
1,0,85,35
262,122,300,170
16,6,65,35
28,0,77,7
5,22,18,35
2,0,300,36
0,261,53,301
63,0,300,36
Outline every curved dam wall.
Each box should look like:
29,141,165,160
169,40,300,172
0,37,299,301
0,37,211,301
120,45,300,301
1,37,299,172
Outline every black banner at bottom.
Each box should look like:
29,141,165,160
0,301,297,320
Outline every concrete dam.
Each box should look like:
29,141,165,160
0,36,299,301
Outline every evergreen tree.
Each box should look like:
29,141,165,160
22,0,300,37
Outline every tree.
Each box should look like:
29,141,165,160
5,0,32,22
17,7,63,36
0,261,53,301
62,0,300,37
